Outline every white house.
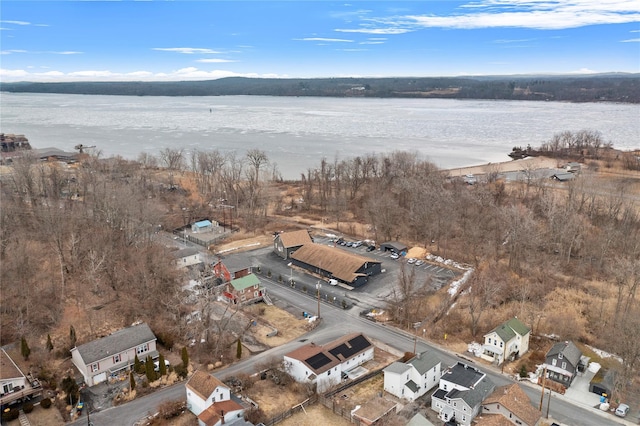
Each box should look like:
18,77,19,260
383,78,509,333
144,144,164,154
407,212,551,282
172,247,202,269
431,362,495,426
481,317,530,365
383,350,441,401
71,323,158,386
284,333,374,392
185,370,245,426
0,348,26,397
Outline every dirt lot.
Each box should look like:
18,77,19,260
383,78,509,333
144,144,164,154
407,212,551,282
4,404,65,426
277,404,352,426
244,304,312,348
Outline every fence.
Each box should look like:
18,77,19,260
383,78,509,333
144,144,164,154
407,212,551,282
261,370,383,426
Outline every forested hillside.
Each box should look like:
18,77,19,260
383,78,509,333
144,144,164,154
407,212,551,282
2,74,639,102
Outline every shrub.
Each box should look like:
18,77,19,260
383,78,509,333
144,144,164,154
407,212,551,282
173,363,188,379
158,400,185,419
245,408,267,425
40,397,52,409
23,402,34,413
519,364,528,378
153,329,175,350
1,408,19,422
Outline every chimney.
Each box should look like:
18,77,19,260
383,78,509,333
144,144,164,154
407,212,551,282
220,410,225,424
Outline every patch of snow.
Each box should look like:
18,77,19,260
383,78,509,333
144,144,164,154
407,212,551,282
587,345,623,364
588,362,601,374
448,268,473,296
468,342,482,357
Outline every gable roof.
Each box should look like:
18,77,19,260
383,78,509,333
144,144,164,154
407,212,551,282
488,318,530,342
406,413,436,426
453,376,495,408
0,348,25,381
73,323,156,365
197,399,244,426
383,362,411,375
475,414,514,426
291,244,381,283
171,247,200,259
483,384,542,426
186,370,227,401
276,230,313,248
408,350,441,374
229,274,261,291
284,333,373,375
546,341,582,366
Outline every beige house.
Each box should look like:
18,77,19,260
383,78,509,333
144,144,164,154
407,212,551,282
1,348,42,406
71,323,158,386
479,384,542,426
481,318,530,365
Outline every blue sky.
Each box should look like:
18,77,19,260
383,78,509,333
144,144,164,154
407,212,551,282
1,1,639,82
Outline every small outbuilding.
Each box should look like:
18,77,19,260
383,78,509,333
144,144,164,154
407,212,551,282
380,241,408,254
551,172,575,182
191,220,215,233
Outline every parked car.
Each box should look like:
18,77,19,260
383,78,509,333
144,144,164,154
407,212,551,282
615,403,630,417
390,252,399,259
407,258,416,264
415,259,425,266
352,241,363,248
154,359,170,372
366,245,376,252
328,279,338,286
346,241,353,247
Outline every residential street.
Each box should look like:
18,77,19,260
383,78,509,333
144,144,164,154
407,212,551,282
72,246,633,426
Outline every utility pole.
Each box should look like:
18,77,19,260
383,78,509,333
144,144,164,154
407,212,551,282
316,281,322,319
546,388,551,418
539,367,547,411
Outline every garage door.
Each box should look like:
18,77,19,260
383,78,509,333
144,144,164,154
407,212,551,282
92,372,107,386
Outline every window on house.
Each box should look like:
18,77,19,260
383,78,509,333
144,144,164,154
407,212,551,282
254,291,259,297
488,338,492,344
90,363,99,372
562,362,567,370
254,284,258,289
516,420,522,425
137,344,149,354
558,353,563,359
552,359,557,366
500,342,503,348
113,354,121,363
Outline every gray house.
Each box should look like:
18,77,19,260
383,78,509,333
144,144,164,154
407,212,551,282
71,323,158,386
543,341,586,388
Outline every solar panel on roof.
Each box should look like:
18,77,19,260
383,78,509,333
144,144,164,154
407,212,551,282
306,352,333,371
329,335,371,359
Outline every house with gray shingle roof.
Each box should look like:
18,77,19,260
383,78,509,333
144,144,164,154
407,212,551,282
71,323,158,386
543,341,585,388
431,362,495,426
384,350,441,401
481,317,530,365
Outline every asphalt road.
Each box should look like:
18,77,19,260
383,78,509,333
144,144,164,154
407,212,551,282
73,245,628,426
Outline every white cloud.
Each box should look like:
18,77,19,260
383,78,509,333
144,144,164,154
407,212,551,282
51,51,83,55
195,58,237,63
0,67,289,82
569,67,599,74
1,49,27,54
359,41,385,44
153,47,223,54
620,37,640,42
295,37,353,42
335,0,640,32
0,20,30,25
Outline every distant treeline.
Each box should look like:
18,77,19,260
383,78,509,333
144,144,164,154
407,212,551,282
2,74,639,103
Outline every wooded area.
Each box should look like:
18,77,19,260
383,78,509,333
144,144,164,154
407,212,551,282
2,74,639,102
0,129,638,400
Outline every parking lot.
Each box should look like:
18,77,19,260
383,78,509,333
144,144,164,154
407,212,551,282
230,236,462,311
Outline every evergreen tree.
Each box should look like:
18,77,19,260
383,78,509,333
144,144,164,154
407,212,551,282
69,325,77,348
129,372,136,391
158,353,167,376
134,354,143,374
145,355,157,382
236,339,242,359
181,347,189,368
46,334,54,352
20,336,31,360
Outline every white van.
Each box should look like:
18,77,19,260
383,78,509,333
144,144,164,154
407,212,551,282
328,279,338,286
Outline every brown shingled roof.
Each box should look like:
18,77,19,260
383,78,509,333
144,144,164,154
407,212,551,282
0,349,24,380
197,399,244,426
482,384,542,426
277,230,313,248
474,414,514,426
291,244,380,283
186,370,226,401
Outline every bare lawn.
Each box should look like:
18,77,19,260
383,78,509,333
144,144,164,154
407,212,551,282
277,404,352,426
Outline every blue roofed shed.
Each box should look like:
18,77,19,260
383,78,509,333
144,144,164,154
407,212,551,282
191,220,214,233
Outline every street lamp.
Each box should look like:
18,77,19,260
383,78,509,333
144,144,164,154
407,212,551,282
316,281,322,319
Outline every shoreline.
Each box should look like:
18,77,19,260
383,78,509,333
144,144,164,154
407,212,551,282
445,156,561,177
